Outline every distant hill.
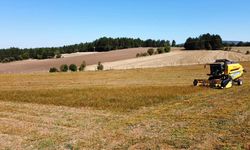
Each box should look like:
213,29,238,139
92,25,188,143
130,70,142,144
223,41,241,45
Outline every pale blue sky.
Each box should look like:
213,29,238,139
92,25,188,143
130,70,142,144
0,0,249,48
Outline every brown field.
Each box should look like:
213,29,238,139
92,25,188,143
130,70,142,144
1,47,250,73
0,48,149,74
0,62,249,149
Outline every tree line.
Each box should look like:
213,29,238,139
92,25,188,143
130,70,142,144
0,37,170,63
235,41,250,47
184,33,224,50
223,41,250,47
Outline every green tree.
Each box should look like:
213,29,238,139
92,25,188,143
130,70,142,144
49,67,59,73
0,37,173,63
184,34,223,50
205,42,212,50
60,64,69,72
69,64,78,72
21,52,30,60
171,40,176,47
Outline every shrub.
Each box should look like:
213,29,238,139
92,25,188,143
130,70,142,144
164,46,171,53
136,52,151,58
17,55,23,61
2,58,10,63
79,61,86,71
49,67,59,73
37,54,43,59
56,54,62,58
136,53,140,57
60,64,69,72
224,46,232,51
9,57,16,62
246,51,250,55
69,64,78,72
147,48,155,55
157,47,165,54
142,52,149,57
97,62,104,70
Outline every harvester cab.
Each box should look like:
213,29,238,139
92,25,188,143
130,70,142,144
193,59,245,89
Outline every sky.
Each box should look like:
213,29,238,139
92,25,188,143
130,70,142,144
0,0,249,48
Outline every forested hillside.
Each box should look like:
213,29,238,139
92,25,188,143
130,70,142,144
184,33,223,50
0,37,170,63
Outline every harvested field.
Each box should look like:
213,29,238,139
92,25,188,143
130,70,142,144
87,49,250,71
231,46,250,54
0,48,149,74
1,47,250,73
61,52,98,58
0,62,249,149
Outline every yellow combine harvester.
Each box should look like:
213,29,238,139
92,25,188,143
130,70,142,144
193,59,245,89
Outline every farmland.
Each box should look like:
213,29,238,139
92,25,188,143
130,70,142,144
1,0,250,149
0,47,149,74
0,47,250,73
0,62,249,149
86,47,250,71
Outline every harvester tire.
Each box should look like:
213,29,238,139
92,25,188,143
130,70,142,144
237,79,243,86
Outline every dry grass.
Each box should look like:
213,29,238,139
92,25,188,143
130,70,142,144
231,47,250,54
0,65,206,112
0,62,249,149
0,86,202,112
86,47,250,71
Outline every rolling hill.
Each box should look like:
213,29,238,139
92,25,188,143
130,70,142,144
0,47,249,73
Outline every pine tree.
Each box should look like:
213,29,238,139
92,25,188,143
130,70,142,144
171,40,176,47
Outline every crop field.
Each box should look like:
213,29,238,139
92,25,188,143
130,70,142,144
0,47,149,74
0,62,249,149
231,47,250,54
86,48,250,71
1,47,250,74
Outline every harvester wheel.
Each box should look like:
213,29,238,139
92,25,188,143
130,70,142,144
237,79,243,86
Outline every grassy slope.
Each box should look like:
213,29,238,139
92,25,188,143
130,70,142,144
0,62,249,149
